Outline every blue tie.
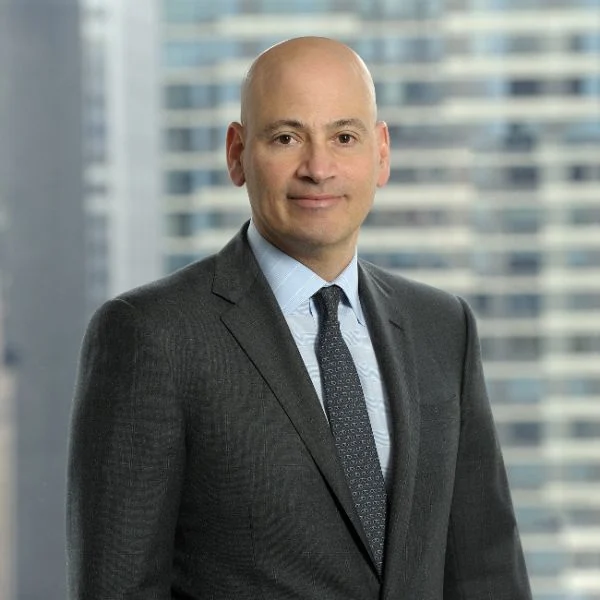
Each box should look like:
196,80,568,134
314,285,387,573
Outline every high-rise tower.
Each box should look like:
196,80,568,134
0,1,86,598
159,2,600,598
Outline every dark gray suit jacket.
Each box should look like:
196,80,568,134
67,223,532,599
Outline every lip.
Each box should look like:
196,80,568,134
287,194,343,208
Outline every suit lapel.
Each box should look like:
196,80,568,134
358,263,421,592
212,226,376,570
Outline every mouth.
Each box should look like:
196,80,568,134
287,194,343,208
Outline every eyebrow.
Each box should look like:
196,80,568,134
261,119,304,136
260,118,370,137
329,118,370,134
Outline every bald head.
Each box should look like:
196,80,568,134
225,36,390,279
240,37,378,127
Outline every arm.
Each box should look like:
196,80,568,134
66,298,185,599
443,298,532,600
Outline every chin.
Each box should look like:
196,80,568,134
294,231,351,253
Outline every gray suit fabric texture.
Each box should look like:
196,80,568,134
67,222,532,600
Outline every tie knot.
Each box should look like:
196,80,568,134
314,285,342,322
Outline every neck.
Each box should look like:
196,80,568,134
250,221,357,281
295,254,353,282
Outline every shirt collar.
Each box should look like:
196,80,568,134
247,220,364,324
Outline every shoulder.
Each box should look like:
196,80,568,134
88,254,221,337
358,258,467,323
121,255,218,310
357,259,479,375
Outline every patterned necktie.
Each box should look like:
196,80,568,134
313,285,387,573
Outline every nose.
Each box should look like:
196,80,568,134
295,141,335,184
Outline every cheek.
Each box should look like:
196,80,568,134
343,164,378,194
247,157,286,189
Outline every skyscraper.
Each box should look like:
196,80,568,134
81,0,162,313
0,1,163,595
0,307,15,600
160,1,600,599
0,1,86,598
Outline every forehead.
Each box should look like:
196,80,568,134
245,53,375,126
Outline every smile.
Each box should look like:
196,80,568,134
287,194,343,208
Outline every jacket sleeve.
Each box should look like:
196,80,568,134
443,298,532,600
66,298,186,599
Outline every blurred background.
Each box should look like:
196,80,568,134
0,0,599,598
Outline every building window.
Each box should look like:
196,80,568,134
360,251,456,270
192,209,250,229
569,32,600,53
573,552,600,570
163,0,220,22
165,127,223,153
567,335,600,354
505,166,539,188
166,254,200,273
482,337,542,361
402,81,442,105
560,378,600,396
562,120,600,145
570,421,600,439
509,79,542,96
568,164,592,182
567,508,600,527
561,462,600,481
516,506,560,534
565,250,600,268
507,294,542,316
487,377,543,404
506,462,547,489
365,208,454,228
566,78,585,95
165,170,219,195
166,128,192,152
507,35,542,54
524,549,566,576
503,123,538,151
472,294,542,318
560,77,600,97
502,208,541,233
163,41,237,69
166,171,193,195
507,251,541,275
167,214,195,237
165,85,192,109
563,293,600,311
469,293,493,316
569,206,600,225
164,84,220,110
508,336,542,360
389,167,419,184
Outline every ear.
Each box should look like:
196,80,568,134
226,122,246,186
375,121,391,188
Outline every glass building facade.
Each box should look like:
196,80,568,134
81,0,162,310
160,1,600,598
82,1,111,314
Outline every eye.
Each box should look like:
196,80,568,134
275,134,294,145
337,133,355,144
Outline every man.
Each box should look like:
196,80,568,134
67,37,532,599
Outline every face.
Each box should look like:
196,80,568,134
226,45,390,274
